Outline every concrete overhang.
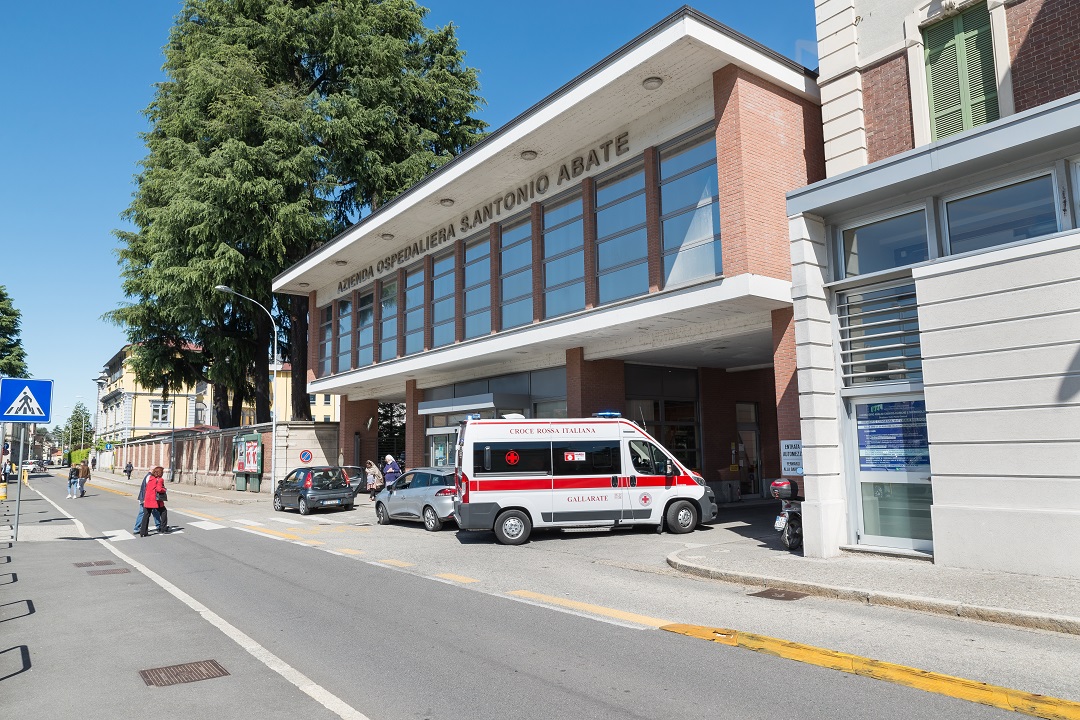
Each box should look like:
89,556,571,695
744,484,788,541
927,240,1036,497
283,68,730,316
273,6,817,299
311,273,791,402
786,91,1080,219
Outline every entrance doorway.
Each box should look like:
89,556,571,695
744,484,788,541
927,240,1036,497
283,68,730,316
429,432,455,468
735,402,762,496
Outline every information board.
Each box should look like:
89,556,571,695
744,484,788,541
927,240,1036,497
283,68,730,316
233,433,263,475
856,400,929,471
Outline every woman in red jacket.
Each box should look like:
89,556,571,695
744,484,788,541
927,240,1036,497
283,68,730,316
139,467,169,536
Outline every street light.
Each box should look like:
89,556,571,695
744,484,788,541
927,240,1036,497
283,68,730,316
215,285,277,495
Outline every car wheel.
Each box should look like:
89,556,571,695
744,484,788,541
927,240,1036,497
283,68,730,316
423,505,443,532
494,509,531,545
376,502,391,525
298,497,311,516
665,500,698,534
342,502,354,511
273,495,284,512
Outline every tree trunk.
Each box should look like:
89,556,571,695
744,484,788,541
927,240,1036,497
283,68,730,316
253,313,271,424
288,294,312,421
213,382,234,428
231,386,245,427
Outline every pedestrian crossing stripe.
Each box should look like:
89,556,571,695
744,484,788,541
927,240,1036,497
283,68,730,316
4,387,45,417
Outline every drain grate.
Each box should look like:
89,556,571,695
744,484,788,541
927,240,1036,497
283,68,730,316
139,660,230,687
74,561,115,568
87,568,130,576
748,588,808,601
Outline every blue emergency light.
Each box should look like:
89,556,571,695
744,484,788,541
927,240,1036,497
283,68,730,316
593,411,621,418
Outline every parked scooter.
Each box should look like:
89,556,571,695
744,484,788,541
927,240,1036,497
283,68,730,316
769,479,802,550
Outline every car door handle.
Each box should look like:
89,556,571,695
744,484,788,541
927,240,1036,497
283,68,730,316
611,476,618,488
629,476,637,487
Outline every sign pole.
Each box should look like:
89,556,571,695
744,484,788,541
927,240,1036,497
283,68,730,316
13,424,26,542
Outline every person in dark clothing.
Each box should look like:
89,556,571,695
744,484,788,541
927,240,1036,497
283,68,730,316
382,455,402,488
124,461,134,480
133,467,164,535
67,465,79,498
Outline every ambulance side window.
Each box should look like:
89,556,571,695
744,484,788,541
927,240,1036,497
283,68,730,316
628,440,657,474
475,442,551,475
552,441,621,475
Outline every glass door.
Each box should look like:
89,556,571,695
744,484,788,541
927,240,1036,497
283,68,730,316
428,432,457,468
851,395,933,552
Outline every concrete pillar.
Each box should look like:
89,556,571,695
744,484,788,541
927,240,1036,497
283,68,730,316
565,347,625,418
405,380,425,468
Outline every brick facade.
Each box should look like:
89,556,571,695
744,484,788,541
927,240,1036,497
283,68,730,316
404,379,425,469
565,347,625,419
771,307,801,479
863,53,915,163
713,65,825,281
1007,0,1080,112
338,397,380,467
699,367,780,485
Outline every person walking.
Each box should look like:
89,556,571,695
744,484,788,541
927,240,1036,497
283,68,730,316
124,461,134,481
365,460,383,500
67,464,79,498
133,468,164,535
90,457,97,471
76,460,91,498
139,466,169,537
382,454,401,489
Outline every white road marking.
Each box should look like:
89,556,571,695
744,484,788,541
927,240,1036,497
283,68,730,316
30,482,372,720
103,530,136,541
317,518,345,525
191,521,226,530
232,518,264,526
268,517,304,525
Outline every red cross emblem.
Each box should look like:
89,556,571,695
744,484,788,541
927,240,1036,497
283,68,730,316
505,450,520,466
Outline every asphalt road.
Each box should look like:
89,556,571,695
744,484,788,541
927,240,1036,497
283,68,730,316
5,472,1075,720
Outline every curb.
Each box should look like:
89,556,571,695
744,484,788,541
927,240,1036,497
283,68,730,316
666,551,1080,637
55,472,268,507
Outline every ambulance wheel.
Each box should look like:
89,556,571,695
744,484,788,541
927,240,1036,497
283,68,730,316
781,515,802,550
423,505,443,532
665,500,698,534
376,503,391,525
494,509,531,545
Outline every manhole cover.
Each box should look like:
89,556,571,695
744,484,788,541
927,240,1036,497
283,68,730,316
139,660,230,687
748,588,808,601
74,561,115,568
87,568,130,576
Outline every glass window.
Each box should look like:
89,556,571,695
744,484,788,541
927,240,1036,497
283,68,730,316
839,283,922,386
598,263,648,304
552,441,621,475
431,250,456,349
534,399,567,418
500,217,533,330
404,266,425,355
595,166,648,306
543,194,584,318
323,394,331,405
843,210,929,277
317,305,332,377
463,236,490,339
336,299,352,372
356,293,374,366
659,135,721,287
945,175,1057,255
380,281,398,361
474,442,551,474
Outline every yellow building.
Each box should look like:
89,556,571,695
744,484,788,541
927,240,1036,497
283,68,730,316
95,345,337,462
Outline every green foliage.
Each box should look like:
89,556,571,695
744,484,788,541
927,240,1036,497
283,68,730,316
61,403,94,452
110,0,486,426
0,285,29,378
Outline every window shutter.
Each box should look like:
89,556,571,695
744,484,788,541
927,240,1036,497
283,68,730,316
923,3,999,140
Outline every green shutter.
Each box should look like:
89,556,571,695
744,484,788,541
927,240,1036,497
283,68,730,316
923,3,999,140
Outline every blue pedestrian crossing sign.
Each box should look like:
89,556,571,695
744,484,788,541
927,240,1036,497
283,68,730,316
0,378,54,423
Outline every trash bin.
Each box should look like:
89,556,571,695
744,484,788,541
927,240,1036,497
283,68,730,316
235,474,247,491
248,475,261,493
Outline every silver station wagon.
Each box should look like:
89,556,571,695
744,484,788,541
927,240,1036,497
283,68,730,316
374,467,457,531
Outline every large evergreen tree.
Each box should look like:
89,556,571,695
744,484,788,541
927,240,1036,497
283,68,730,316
0,285,29,378
110,0,485,427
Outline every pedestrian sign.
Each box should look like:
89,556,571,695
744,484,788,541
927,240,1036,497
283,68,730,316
0,379,54,423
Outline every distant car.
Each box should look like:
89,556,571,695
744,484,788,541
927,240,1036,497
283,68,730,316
374,467,457,531
29,462,46,473
273,466,354,515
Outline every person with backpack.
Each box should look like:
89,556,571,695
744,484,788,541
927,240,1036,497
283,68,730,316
67,464,79,498
124,461,134,481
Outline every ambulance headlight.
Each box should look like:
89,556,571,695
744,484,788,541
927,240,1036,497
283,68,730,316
691,473,705,486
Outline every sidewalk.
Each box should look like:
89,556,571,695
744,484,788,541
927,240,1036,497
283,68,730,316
669,507,1080,636
91,467,271,505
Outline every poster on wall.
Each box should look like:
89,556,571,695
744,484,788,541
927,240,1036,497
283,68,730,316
232,434,263,474
856,400,929,471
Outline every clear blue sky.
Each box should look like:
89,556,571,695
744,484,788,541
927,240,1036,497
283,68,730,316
0,1,816,429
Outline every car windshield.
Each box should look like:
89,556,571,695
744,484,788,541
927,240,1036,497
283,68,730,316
310,469,347,490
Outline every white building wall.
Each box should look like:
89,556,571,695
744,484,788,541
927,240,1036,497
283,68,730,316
914,232,1080,578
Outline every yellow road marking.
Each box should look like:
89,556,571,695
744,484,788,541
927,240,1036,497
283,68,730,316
337,548,365,555
176,508,223,522
87,484,131,497
508,590,670,628
242,526,302,541
379,559,415,568
662,624,1080,720
435,573,478,584
301,540,325,546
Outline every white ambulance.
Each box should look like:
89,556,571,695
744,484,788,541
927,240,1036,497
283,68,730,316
453,416,717,545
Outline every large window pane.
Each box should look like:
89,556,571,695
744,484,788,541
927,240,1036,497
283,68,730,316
432,273,454,299
946,175,1057,255
543,219,583,258
465,262,489,287
380,338,397,361
502,298,532,329
544,197,582,229
545,281,585,318
597,169,644,206
465,287,490,314
545,250,584,287
433,298,454,324
501,242,531,273
664,240,721,286
405,285,424,308
405,331,424,354
465,311,490,339
466,239,490,263
502,220,531,246
599,262,648,304
598,228,647,271
661,137,717,178
661,165,718,213
843,211,929,277
501,269,532,301
597,195,646,238
432,323,454,348
662,204,719,251
405,308,424,332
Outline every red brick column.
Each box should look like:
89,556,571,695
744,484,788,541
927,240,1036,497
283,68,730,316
713,65,824,280
338,397,380,467
531,202,544,322
1008,0,1080,112
582,176,598,309
644,146,662,292
489,223,502,332
772,307,801,479
565,347,625,418
405,379,425,468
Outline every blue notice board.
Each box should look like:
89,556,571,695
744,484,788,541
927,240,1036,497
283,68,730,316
0,378,54,423
856,400,929,471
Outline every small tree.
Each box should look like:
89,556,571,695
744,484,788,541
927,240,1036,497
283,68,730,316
0,285,28,378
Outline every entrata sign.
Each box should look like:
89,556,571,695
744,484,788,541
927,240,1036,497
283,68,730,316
0,378,53,423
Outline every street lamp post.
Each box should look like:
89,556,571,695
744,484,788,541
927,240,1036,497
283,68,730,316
215,285,277,495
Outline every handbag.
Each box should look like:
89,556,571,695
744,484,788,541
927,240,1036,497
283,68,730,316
156,490,168,502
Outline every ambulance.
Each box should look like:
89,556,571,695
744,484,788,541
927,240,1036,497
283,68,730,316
453,415,718,545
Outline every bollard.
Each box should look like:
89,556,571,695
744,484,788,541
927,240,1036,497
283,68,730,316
0,481,6,501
